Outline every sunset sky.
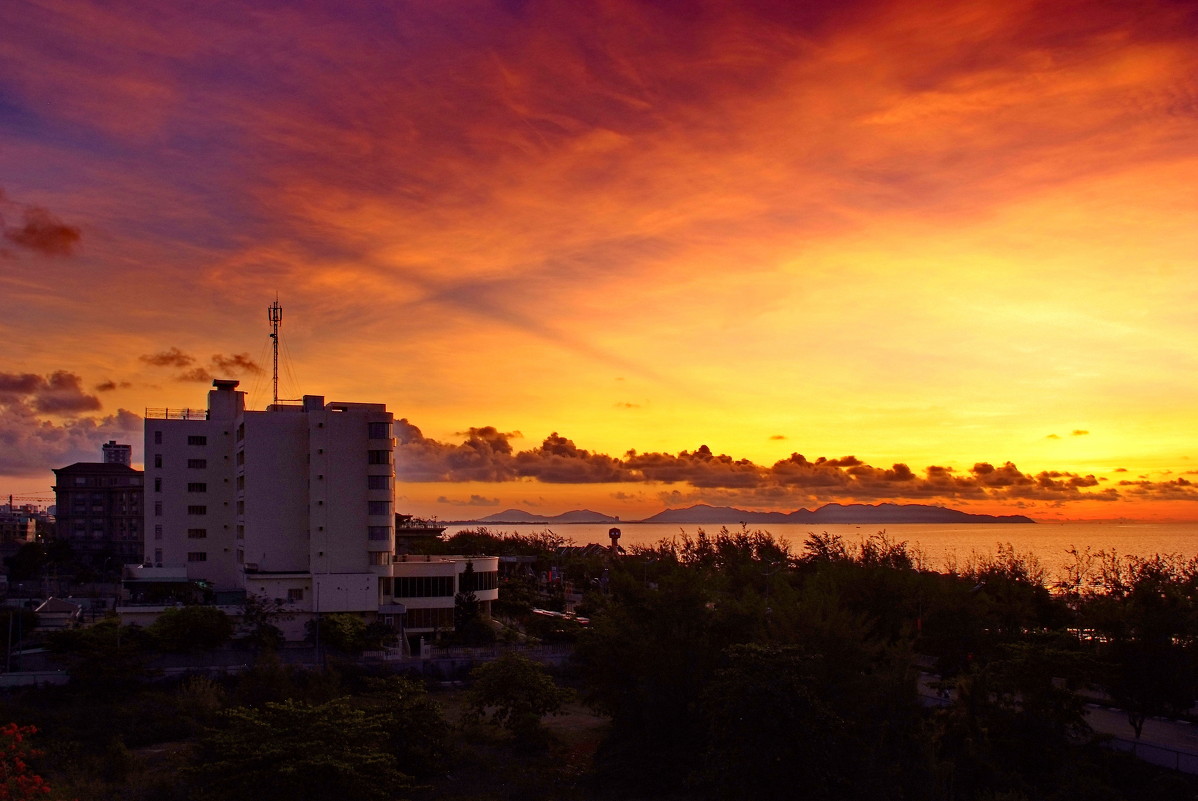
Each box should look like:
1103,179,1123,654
2,0,1196,522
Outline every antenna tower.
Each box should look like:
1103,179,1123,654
268,298,283,406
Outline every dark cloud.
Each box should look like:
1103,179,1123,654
1072,430,1090,436
212,353,263,374
178,367,214,383
1117,477,1198,501
95,380,131,392
0,370,101,414
141,348,195,368
436,494,501,507
1,206,81,257
515,432,627,483
395,419,1187,507
141,349,261,381
615,402,640,409
769,434,787,440
1046,433,1061,439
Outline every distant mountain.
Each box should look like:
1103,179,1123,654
639,504,793,524
472,508,621,524
466,503,1033,525
641,503,1034,525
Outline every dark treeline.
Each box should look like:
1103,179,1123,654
4,527,1198,800
572,528,1198,800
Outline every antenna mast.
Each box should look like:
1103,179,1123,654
268,298,283,406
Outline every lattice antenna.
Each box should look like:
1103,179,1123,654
268,297,283,406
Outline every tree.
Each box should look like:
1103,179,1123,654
0,609,38,667
307,613,368,653
697,644,851,800
45,617,156,692
453,561,495,645
0,723,55,800
238,593,289,649
3,544,45,583
359,677,452,778
147,605,233,652
1079,553,1198,738
463,652,572,739
190,698,413,801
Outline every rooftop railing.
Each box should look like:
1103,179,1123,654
144,408,208,420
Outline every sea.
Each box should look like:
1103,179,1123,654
441,521,1198,584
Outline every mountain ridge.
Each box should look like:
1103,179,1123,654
464,502,1034,525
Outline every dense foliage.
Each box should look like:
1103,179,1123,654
5,527,1198,800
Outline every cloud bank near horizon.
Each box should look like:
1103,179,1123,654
395,419,1198,509
0,370,140,476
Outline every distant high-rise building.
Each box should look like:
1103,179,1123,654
102,440,132,467
51,462,144,567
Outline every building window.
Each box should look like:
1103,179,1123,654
460,569,499,592
154,501,163,516
236,501,244,514
367,450,390,465
154,477,162,493
394,576,455,597
236,525,244,540
187,483,207,492
236,475,244,490
187,435,207,446
154,524,163,540
367,474,389,490
368,526,391,541
187,528,207,539
406,607,455,629
154,430,162,445
237,549,244,564
187,458,207,469
287,588,304,602
236,450,245,466
154,549,163,564
367,501,391,516
153,454,162,468
368,551,391,566
187,505,207,515
74,476,87,485
187,552,207,562
236,423,244,441
367,421,391,439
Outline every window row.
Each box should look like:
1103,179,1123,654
151,433,208,446
405,607,454,629
460,569,499,593
391,575,455,598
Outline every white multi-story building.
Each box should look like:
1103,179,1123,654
128,379,497,642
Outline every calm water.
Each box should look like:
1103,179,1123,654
443,521,1198,583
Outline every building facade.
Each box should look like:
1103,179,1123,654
102,440,132,467
130,379,497,640
51,462,144,568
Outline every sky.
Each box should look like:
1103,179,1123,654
1,0,1197,522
